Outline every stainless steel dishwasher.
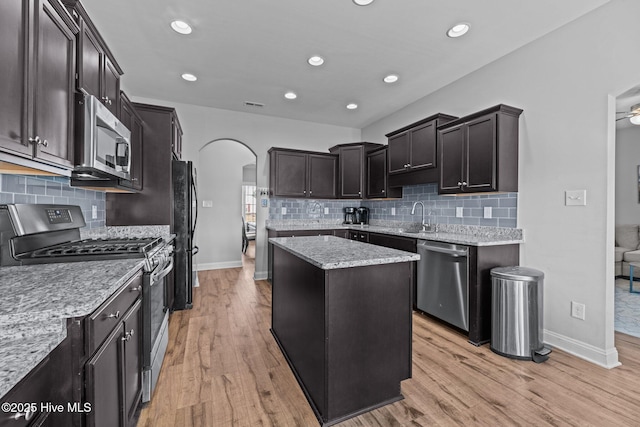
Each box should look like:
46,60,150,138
416,240,469,331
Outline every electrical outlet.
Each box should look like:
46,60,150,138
571,301,586,320
324,207,329,215
91,205,98,219
281,207,287,215
483,207,492,219
456,207,464,218
391,207,396,216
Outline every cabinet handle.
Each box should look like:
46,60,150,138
130,285,143,292
457,181,463,186
358,191,361,195
303,190,306,194
28,135,48,147
107,310,120,319
309,191,312,194
382,189,385,193
122,329,135,342
462,181,468,187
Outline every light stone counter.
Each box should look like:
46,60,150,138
266,221,524,246
269,235,419,270
0,258,145,398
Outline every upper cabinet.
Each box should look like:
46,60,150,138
329,142,383,199
386,114,457,175
268,148,338,199
64,0,123,116
438,104,522,194
366,146,402,199
119,92,143,190
0,0,77,172
171,113,183,160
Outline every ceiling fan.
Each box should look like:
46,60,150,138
616,103,640,124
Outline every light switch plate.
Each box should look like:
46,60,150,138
202,200,213,208
565,190,586,206
91,205,98,219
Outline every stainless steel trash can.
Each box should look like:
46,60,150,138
490,266,551,363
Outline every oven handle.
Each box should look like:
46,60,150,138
151,257,174,284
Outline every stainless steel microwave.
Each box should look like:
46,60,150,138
73,94,131,181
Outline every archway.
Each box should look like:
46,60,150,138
195,139,257,272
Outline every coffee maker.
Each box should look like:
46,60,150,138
355,207,369,225
344,207,357,224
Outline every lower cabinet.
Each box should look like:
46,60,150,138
0,337,73,427
348,230,369,242
85,299,141,427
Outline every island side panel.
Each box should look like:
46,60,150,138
271,245,327,417
325,262,413,421
468,244,520,345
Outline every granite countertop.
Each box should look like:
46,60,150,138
269,235,420,269
266,222,524,246
0,258,145,399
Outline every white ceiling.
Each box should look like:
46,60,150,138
80,0,609,129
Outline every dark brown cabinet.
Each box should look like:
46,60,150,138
171,115,183,160
368,232,416,253
107,103,180,226
268,148,337,199
0,337,73,427
79,273,143,427
329,142,383,199
119,92,143,190
65,0,124,117
366,147,402,199
0,0,76,171
386,114,457,175
438,104,522,194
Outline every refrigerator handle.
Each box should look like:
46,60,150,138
191,171,198,237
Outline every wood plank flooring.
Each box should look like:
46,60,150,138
138,245,640,426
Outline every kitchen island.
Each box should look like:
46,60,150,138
269,235,419,426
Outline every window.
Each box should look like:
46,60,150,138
242,185,256,225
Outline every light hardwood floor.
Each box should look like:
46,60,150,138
138,245,640,426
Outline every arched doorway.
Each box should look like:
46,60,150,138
195,139,257,272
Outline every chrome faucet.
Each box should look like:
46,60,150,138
411,201,433,232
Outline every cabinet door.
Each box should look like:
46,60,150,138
86,323,124,427
32,0,75,168
272,151,307,197
387,132,409,174
439,125,465,193
122,300,142,425
338,146,363,198
366,149,386,198
120,96,143,190
308,154,337,198
409,121,437,170
78,20,102,100
103,56,120,116
465,114,497,192
0,0,32,158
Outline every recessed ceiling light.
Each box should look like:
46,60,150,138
447,23,470,38
346,103,358,110
181,73,197,82
284,91,297,100
308,56,325,66
383,74,399,84
353,0,374,5
171,20,192,35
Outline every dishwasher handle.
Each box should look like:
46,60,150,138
417,242,468,257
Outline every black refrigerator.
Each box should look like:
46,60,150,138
172,160,198,310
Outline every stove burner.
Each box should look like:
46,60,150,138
25,237,164,261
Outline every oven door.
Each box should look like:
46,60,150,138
142,255,174,369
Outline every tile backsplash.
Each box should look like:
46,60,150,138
269,183,517,228
0,174,106,229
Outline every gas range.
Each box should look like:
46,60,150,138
0,204,168,269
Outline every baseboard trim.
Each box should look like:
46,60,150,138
197,261,243,271
254,270,268,281
544,329,620,369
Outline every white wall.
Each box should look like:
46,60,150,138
195,140,256,270
615,126,640,224
131,96,360,278
362,0,640,367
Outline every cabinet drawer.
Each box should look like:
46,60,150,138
86,272,142,354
